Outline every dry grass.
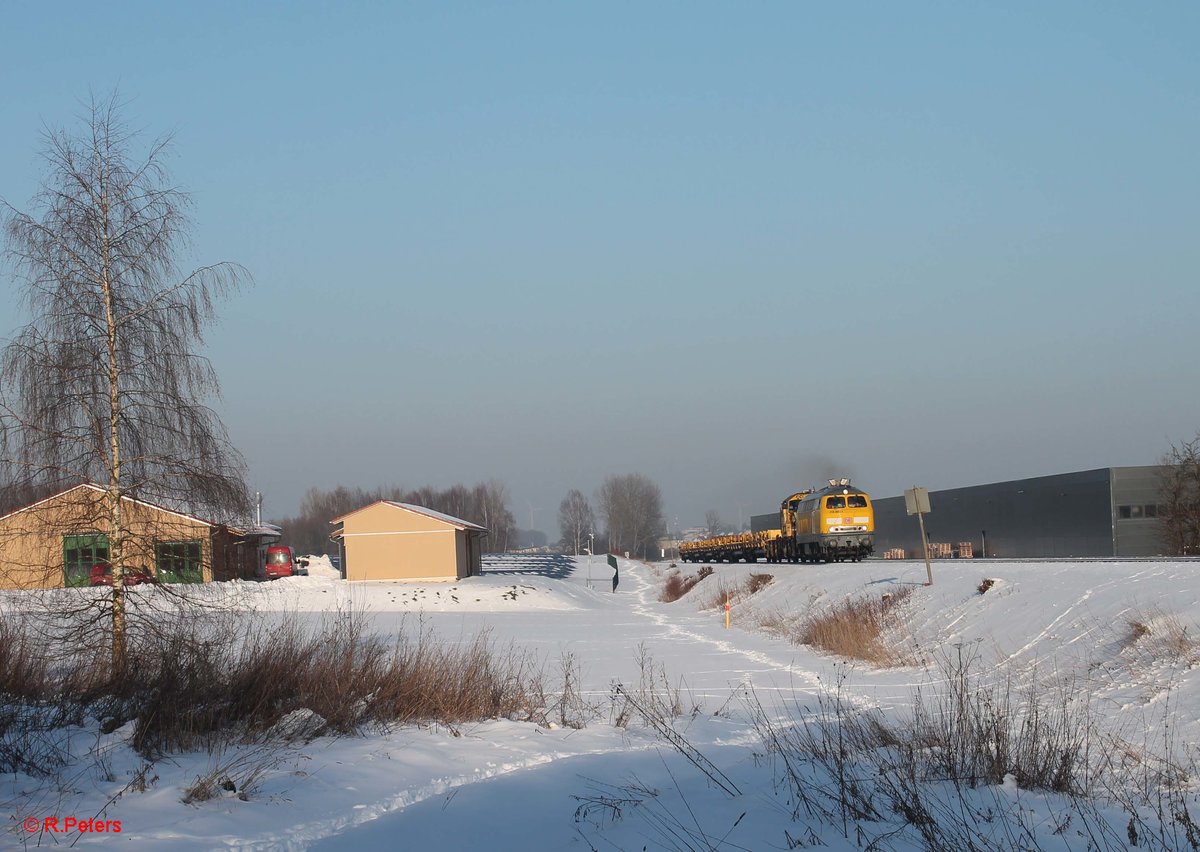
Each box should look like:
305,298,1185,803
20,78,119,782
756,587,914,667
181,742,284,804
0,606,549,763
700,573,774,612
744,649,1150,849
594,648,1200,852
0,610,53,700
660,566,713,603
1119,607,1198,664
747,573,774,595
977,577,996,595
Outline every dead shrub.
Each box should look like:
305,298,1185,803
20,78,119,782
798,587,914,667
1126,620,1152,644
747,573,773,595
0,606,548,759
912,644,1094,794
0,611,52,700
659,566,713,603
181,741,285,804
977,577,995,595
745,650,1108,850
755,608,794,640
1119,607,1197,663
700,573,774,612
0,610,79,775
610,644,689,728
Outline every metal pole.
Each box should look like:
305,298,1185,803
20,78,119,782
918,511,933,585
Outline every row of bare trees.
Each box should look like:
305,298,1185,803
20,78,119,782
275,481,517,555
558,474,666,560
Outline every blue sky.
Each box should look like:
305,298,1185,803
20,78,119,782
2,2,1198,534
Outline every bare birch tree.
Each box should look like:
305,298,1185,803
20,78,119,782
0,93,250,670
558,489,595,554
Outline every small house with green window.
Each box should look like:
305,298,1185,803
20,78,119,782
0,483,257,589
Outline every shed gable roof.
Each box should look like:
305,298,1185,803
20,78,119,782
330,500,486,532
0,482,241,531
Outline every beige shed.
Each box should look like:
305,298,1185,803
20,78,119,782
0,483,256,589
329,501,487,582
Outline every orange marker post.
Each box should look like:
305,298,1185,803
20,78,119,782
724,594,731,629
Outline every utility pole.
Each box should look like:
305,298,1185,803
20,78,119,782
585,531,595,589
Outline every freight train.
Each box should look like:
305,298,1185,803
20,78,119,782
679,479,875,564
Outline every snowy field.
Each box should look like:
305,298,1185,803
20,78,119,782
5,553,1200,850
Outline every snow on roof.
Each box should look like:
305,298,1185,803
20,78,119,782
329,500,487,532
382,501,487,531
0,482,245,531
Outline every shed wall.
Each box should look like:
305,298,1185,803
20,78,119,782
339,503,470,581
0,487,216,589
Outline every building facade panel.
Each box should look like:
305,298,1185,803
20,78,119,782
343,528,460,581
1112,466,1171,557
873,469,1118,558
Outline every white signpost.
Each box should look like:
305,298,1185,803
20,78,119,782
904,486,933,586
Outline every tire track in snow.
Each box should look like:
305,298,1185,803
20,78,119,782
285,746,630,851
621,560,827,693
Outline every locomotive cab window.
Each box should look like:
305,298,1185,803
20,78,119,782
826,497,846,509
848,495,868,508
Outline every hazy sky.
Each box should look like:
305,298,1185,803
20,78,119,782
2,2,1198,535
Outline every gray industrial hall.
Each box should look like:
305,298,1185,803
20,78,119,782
872,467,1168,559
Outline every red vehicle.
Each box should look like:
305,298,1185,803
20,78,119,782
89,562,153,586
263,545,305,580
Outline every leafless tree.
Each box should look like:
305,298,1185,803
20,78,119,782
275,485,378,555
558,489,595,554
0,93,250,670
596,473,665,560
1159,434,1200,555
472,480,515,553
276,480,518,555
704,509,725,538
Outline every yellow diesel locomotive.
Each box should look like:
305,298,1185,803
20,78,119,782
679,479,875,564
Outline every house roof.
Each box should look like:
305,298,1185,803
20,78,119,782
330,500,487,532
0,482,248,534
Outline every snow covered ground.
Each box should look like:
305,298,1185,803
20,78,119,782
5,553,1200,850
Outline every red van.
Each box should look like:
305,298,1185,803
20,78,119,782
264,545,297,580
